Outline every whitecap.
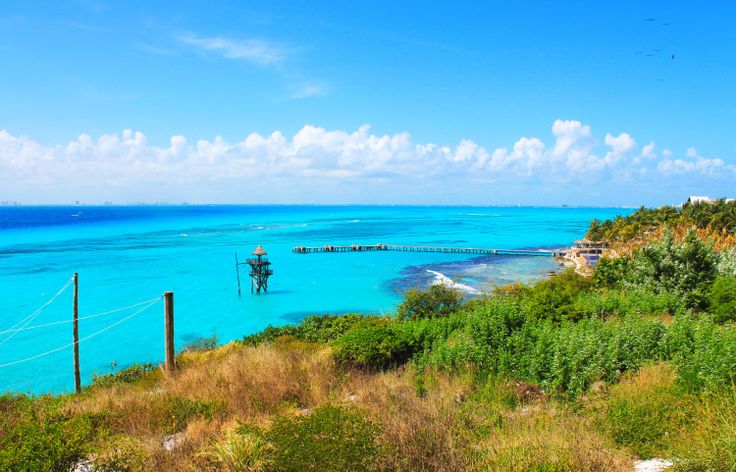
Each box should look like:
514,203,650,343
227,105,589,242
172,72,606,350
426,270,479,294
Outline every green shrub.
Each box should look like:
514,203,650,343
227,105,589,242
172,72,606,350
718,247,736,277
332,319,416,370
91,362,157,389
709,276,736,323
628,229,717,309
198,430,275,472
0,395,100,472
95,435,148,472
242,314,366,346
397,284,463,320
522,270,593,322
593,257,632,288
666,317,736,391
162,397,227,434
265,405,380,472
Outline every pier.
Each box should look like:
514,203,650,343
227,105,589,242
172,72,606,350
292,243,566,257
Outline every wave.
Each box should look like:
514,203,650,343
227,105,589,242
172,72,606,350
426,270,479,294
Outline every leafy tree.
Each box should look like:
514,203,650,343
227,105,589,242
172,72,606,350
397,284,463,320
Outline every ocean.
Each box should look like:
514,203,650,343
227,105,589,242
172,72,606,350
0,205,628,393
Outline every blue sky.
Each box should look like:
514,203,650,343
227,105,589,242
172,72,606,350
1,1,735,205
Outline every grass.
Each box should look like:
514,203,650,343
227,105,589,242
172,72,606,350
3,332,736,471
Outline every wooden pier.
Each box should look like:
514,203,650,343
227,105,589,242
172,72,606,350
292,243,565,257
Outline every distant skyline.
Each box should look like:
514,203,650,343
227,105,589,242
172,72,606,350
1,1,735,206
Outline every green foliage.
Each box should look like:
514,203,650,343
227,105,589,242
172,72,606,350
198,430,275,472
709,276,736,323
593,257,631,288
665,317,736,391
605,383,693,458
397,283,464,320
95,435,148,472
628,229,717,309
162,397,227,434
520,270,593,321
718,247,736,277
332,318,416,370
0,394,100,472
586,200,736,242
91,362,157,389
264,405,380,472
241,313,366,346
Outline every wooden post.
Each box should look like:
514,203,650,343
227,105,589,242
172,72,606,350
164,291,176,373
73,273,81,394
235,252,242,296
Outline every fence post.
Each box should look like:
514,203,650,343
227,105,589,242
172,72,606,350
72,273,81,394
164,292,176,373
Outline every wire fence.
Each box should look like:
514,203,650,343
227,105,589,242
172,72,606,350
0,277,163,369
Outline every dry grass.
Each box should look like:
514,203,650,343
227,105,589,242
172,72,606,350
63,340,642,471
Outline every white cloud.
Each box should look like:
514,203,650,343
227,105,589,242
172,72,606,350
285,83,329,100
640,141,657,159
179,34,286,66
1,121,733,204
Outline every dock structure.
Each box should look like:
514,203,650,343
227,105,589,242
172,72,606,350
292,243,565,257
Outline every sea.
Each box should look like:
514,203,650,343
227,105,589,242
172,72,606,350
0,205,629,394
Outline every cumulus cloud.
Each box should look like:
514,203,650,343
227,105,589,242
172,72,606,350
1,120,734,204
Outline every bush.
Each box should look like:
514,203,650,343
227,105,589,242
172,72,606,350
91,362,157,388
666,317,736,391
265,405,380,472
0,395,100,472
162,397,227,434
242,314,366,346
709,276,736,323
521,270,593,322
332,319,416,370
628,229,717,309
198,430,275,472
397,284,464,320
593,257,632,288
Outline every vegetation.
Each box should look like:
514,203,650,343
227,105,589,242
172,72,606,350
586,199,736,242
3,205,736,470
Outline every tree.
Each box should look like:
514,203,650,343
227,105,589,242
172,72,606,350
397,284,463,320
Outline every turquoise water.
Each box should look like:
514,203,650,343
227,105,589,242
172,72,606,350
0,206,628,394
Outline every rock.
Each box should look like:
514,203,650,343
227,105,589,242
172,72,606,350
634,458,674,471
162,432,186,452
71,456,97,472
299,408,313,416
347,393,358,402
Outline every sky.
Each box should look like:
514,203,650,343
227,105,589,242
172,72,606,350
1,1,735,206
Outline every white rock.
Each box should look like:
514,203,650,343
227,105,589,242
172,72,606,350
162,432,186,452
70,457,96,472
634,458,674,472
